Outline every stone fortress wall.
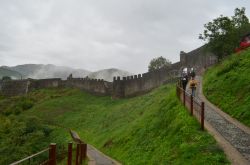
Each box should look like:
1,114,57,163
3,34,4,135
65,76,112,96
0,45,217,98
0,77,111,97
0,80,30,97
112,62,181,98
180,45,218,71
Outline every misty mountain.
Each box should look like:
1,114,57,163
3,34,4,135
1,64,90,80
0,67,23,79
0,64,132,82
87,68,132,82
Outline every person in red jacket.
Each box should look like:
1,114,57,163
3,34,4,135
236,33,250,53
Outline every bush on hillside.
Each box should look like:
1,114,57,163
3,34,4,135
0,97,34,116
0,115,54,164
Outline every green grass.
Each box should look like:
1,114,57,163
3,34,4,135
0,85,229,164
203,48,250,127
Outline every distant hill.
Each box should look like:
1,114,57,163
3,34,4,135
0,64,132,81
87,68,132,82
0,67,23,79
1,64,91,80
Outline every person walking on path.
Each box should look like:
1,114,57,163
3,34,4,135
181,75,188,91
189,76,198,97
190,68,196,78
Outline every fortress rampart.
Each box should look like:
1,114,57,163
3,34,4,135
0,78,111,97
0,45,217,98
112,63,180,98
0,80,29,97
180,45,217,70
65,77,112,96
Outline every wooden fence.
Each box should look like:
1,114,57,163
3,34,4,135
10,142,87,165
176,83,205,130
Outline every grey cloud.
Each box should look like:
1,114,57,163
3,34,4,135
0,0,249,73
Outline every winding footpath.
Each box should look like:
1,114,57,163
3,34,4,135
87,144,121,165
195,76,250,165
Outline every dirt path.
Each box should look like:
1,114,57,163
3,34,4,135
87,144,122,165
194,76,250,165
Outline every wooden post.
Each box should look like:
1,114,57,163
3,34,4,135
178,86,180,99
49,143,56,165
79,143,83,164
201,102,205,130
75,143,80,165
183,89,186,106
176,84,178,97
176,85,179,99
83,144,87,160
68,142,72,165
191,96,193,116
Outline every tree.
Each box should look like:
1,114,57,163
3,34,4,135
148,56,171,72
2,76,11,81
199,7,250,59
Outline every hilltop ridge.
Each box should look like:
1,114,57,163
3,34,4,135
0,64,132,81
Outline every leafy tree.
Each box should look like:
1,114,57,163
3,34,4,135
148,56,171,72
2,76,11,81
199,7,250,59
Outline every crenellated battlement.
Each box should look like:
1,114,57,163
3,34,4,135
0,45,217,98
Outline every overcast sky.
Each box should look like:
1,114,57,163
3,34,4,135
0,0,249,73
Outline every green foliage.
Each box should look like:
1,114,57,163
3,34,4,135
148,56,171,72
199,7,250,59
0,97,34,116
203,48,250,127
0,115,54,164
0,86,229,164
2,76,11,80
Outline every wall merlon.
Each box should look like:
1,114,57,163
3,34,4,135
0,44,217,98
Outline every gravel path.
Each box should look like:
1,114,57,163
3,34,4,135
194,76,250,163
87,144,121,165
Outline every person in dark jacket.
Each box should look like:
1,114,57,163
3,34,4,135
181,75,188,91
190,68,196,78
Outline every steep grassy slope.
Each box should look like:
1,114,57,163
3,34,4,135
203,48,250,127
0,85,229,164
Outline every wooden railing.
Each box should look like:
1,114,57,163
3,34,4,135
176,83,205,130
10,141,87,165
10,144,55,165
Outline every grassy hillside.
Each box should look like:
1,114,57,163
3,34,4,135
0,85,228,164
203,48,250,127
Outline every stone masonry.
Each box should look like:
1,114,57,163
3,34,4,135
0,45,217,98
